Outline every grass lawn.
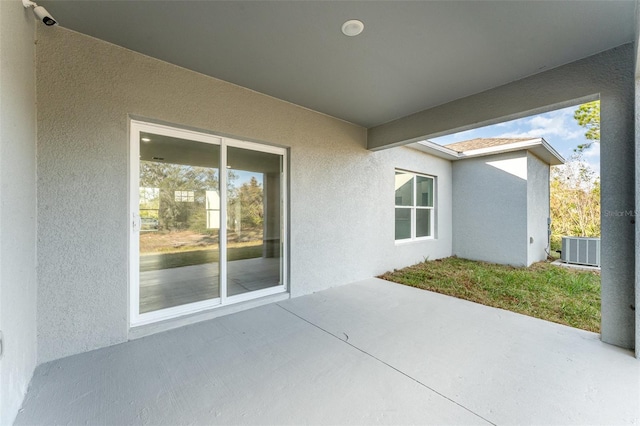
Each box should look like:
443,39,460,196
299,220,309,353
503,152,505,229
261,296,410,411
140,244,264,272
379,257,601,333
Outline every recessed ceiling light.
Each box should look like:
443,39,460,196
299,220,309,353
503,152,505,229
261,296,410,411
141,137,151,142
342,19,364,37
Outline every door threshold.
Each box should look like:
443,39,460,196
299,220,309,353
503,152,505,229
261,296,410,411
128,291,290,340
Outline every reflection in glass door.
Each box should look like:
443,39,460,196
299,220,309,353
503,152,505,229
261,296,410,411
130,121,287,326
226,145,283,297
138,132,221,314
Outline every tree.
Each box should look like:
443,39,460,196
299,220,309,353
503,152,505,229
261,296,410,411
139,161,219,232
573,100,600,152
549,153,600,251
227,176,264,237
237,177,264,228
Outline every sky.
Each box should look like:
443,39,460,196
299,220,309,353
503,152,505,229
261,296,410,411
430,104,600,176
231,169,263,187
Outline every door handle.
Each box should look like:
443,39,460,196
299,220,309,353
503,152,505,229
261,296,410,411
132,212,141,232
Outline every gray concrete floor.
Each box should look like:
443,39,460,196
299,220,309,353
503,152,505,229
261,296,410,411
16,278,640,425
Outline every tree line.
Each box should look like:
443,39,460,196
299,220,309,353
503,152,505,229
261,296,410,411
139,162,264,235
549,100,600,251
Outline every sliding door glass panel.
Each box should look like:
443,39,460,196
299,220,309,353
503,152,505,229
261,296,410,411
139,132,220,313
226,146,283,296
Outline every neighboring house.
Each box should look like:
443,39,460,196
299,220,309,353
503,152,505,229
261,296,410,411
455,138,561,266
411,138,564,267
1,1,638,424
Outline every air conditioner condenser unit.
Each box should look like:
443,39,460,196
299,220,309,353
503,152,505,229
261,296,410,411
561,236,600,267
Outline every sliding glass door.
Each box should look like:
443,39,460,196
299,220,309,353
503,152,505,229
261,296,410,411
130,121,287,326
226,145,283,298
138,134,221,314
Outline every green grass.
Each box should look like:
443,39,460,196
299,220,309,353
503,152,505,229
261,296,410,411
378,257,601,332
140,245,264,272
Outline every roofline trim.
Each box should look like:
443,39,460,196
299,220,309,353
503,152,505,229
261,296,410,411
457,138,565,164
415,140,460,159
413,137,565,164
539,138,566,164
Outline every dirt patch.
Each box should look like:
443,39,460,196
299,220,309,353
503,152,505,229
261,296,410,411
140,229,262,253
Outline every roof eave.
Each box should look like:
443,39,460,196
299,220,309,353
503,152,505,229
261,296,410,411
409,138,565,165
408,140,461,160
458,138,565,165
538,138,566,165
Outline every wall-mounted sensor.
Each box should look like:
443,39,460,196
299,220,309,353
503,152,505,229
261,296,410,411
22,0,58,26
33,5,57,26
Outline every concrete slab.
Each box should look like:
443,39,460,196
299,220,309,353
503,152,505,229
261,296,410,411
16,303,486,425
281,278,640,425
16,278,639,425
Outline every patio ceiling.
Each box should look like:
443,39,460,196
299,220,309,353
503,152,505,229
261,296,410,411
38,1,635,128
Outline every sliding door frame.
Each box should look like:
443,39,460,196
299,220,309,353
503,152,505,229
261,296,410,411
129,120,288,327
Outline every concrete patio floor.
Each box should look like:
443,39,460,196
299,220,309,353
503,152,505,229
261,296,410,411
15,278,640,425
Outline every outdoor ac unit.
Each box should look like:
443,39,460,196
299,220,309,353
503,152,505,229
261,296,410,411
561,236,600,267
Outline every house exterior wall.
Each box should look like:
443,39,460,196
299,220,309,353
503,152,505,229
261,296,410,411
35,27,453,363
0,1,38,424
526,153,551,266
452,151,528,266
370,44,636,352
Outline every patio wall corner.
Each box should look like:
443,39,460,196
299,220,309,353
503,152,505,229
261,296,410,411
0,1,39,424
526,152,551,266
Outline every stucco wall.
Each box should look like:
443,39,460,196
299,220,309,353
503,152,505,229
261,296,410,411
599,54,635,351
0,1,38,423
35,27,453,363
370,44,636,351
452,151,528,266
526,153,551,266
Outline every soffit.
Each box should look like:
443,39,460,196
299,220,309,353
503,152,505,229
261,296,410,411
39,1,635,127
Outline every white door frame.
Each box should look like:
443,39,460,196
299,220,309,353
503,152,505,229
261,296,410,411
129,119,288,327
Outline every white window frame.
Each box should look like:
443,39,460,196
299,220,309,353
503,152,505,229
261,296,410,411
174,190,195,202
129,120,288,327
394,170,435,242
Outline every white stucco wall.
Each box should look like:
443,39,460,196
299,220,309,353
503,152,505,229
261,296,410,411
0,1,38,423
35,27,453,363
371,44,636,351
526,153,551,266
452,151,528,266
